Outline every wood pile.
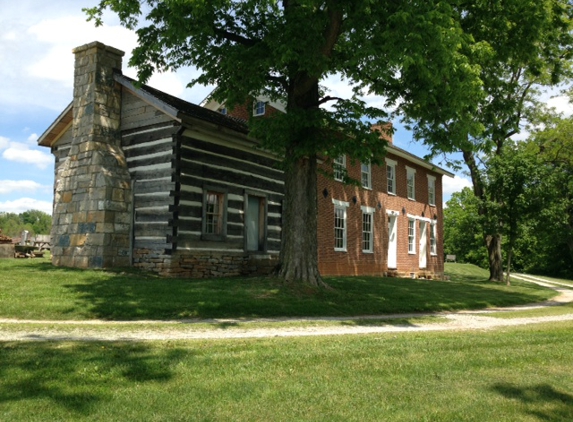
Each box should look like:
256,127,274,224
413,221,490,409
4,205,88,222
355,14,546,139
0,233,13,244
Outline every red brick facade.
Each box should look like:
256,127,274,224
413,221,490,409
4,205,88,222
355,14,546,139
317,150,446,279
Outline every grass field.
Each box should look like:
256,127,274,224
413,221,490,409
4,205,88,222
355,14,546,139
1,259,572,420
0,258,557,320
1,322,572,421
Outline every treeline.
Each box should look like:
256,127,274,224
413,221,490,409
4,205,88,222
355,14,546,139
0,210,52,239
444,114,573,279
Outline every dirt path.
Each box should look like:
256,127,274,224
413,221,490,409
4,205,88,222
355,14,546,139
1,275,572,342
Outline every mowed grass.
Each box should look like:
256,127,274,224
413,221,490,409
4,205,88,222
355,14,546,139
0,258,556,320
1,322,572,421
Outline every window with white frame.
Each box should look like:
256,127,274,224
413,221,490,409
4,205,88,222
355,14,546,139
361,161,372,189
408,218,416,254
361,206,375,253
253,100,266,116
333,155,346,181
406,167,416,200
386,158,397,195
428,175,436,206
430,222,437,255
333,199,349,251
202,188,228,241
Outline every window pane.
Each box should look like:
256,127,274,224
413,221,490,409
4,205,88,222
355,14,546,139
334,207,346,250
387,165,395,194
362,212,373,252
408,219,415,253
205,192,222,234
361,162,371,189
334,155,345,181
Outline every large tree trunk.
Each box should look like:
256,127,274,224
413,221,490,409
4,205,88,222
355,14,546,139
486,234,504,282
278,151,326,286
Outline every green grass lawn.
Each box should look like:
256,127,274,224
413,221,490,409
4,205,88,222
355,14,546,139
1,322,572,421
0,258,557,320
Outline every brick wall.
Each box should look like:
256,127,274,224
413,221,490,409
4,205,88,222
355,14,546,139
317,152,445,279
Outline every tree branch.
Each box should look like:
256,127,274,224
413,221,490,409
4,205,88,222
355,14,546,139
214,28,258,47
317,95,344,105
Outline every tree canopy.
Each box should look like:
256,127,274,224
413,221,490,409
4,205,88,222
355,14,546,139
0,210,51,238
85,0,554,284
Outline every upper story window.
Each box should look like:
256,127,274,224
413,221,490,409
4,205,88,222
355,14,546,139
386,158,397,195
202,188,228,241
218,107,227,115
333,155,346,182
333,199,349,252
427,175,436,206
361,161,372,189
408,218,416,254
406,166,416,200
361,206,375,253
253,101,266,116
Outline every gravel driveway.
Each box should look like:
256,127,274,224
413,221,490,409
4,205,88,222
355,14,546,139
1,274,571,342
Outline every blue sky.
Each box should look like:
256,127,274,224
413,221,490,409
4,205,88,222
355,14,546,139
8,1,569,215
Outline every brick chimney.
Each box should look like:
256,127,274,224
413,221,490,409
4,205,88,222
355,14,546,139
371,123,393,144
51,42,132,268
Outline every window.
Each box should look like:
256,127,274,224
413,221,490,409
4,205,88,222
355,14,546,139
430,222,437,255
386,158,396,195
408,218,416,254
253,100,266,116
333,155,346,181
361,206,375,253
361,161,372,189
333,199,349,251
219,107,227,115
428,175,436,206
406,167,416,200
202,189,227,240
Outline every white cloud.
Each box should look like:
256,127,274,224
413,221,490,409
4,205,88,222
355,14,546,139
27,16,139,85
443,175,472,198
0,180,46,195
2,142,53,170
0,197,53,215
546,95,572,116
27,133,39,143
0,136,9,150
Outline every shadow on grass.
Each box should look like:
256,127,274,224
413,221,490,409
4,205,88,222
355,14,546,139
0,342,189,416
3,259,556,320
492,382,573,421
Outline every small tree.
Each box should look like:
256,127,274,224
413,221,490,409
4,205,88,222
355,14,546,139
444,188,487,267
485,144,541,284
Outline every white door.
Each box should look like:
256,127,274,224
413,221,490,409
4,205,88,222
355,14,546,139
419,221,427,269
387,215,397,269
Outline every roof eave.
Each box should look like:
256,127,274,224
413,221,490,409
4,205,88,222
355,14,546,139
387,144,454,178
37,102,74,148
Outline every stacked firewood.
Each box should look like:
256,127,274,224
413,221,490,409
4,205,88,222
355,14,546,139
0,232,13,244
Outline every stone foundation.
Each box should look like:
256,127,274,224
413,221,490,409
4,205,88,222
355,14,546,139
0,244,15,259
133,249,279,278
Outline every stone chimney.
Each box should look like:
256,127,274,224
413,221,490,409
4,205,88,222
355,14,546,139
51,42,132,268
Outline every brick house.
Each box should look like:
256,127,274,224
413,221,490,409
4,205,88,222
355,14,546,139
38,41,452,279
